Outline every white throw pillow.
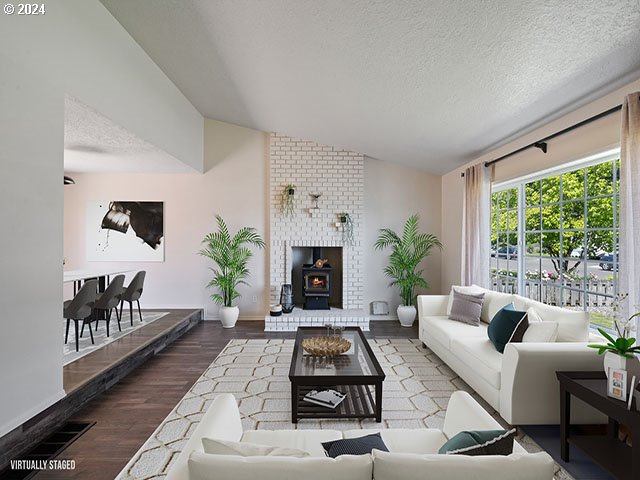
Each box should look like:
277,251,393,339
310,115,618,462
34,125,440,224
371,449,554,480
522,321,559,343
202,437,310,457
188,451,373,480
483,290,518,324
525,307,543,324
522,301,589,342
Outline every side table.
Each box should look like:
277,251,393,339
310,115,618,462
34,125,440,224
557,371,640,480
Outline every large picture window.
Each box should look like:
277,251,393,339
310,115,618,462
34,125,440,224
490,150,619,330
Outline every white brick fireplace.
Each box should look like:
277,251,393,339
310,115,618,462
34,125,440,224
267,133,369,330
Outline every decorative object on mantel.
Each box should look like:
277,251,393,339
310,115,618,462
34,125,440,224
588,293,640,383
279,284,294,313
302,336,351,357
336,212,354,245
374,214,442,327
270,304,283,317
281,183,296,217
309,193,322,216
198,215,265,328
313,258,329,268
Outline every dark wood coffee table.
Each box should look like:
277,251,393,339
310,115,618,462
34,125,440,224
557,371,640,480
289,327,385,423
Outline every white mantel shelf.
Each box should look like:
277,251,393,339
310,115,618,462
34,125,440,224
264,307,369,332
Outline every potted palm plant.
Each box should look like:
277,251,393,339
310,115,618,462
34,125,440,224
374,214,442,327
198,215,265,328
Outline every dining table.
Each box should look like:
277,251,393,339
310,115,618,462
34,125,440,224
64,268,133,294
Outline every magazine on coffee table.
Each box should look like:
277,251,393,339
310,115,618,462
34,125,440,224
302,389,346,409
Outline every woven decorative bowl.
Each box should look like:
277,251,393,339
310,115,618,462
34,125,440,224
302,336,351,357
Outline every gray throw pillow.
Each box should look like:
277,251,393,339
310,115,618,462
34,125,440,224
448,289,485,326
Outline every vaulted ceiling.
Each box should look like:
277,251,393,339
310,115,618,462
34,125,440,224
100,0,640,174
65,96,192,173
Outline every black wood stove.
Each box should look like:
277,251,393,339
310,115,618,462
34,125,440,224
302,247,331,310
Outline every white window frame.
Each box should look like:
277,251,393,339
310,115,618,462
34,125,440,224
490,148,620,325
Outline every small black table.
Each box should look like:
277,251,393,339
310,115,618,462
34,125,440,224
557,371,640,480
289,327,385,423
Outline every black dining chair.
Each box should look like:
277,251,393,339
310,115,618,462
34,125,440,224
63,279,98,352
93,274,125,336
120,271,146,326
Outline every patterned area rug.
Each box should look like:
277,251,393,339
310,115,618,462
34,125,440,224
63,312,169,365
116,338,574,480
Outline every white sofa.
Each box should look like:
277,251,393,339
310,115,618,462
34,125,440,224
166,391,553,480
418,285,605,425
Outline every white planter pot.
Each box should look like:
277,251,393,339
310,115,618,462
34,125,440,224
397,305,417,327
604,351,640,385
219,306,239,328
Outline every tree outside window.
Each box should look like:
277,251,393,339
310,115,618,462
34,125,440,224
490,155,619,330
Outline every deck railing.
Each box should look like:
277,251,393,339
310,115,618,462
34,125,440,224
491,278,615,307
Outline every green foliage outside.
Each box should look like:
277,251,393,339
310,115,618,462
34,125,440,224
491,160,619,277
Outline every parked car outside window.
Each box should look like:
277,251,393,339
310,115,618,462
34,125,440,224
496,246,518,258
599,253,618,271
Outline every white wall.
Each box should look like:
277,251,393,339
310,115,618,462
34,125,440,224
440,78,640,292
2,0,203,172
0,62,65,439
364,157,443,319
0,0,203,437
64,120,269,319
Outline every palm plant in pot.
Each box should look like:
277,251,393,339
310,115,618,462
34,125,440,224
374,214,442,327
588,293,640,379
198,215,265,328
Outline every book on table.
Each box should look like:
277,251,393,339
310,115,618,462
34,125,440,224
303,389,346,408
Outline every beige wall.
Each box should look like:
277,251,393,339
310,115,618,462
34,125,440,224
64,120,442,321
64,119,269,319
364,157,443,318
440,78,640,292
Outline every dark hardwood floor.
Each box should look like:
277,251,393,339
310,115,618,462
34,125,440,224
34,320,418,480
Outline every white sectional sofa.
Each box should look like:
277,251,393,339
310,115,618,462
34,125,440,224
418,285,605,425
166,391,554,480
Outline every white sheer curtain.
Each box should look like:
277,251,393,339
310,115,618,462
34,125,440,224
619,92,640,326
462,163,494,287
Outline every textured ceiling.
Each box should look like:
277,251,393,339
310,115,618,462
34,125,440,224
64,96,195,173
100,0,640,174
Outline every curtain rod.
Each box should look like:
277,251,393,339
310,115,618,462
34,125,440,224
460,104,623,177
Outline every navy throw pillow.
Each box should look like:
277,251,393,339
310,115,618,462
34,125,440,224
322,432,389,458
487,303,528,353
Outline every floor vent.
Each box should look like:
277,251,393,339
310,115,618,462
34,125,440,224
0,421,94,480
